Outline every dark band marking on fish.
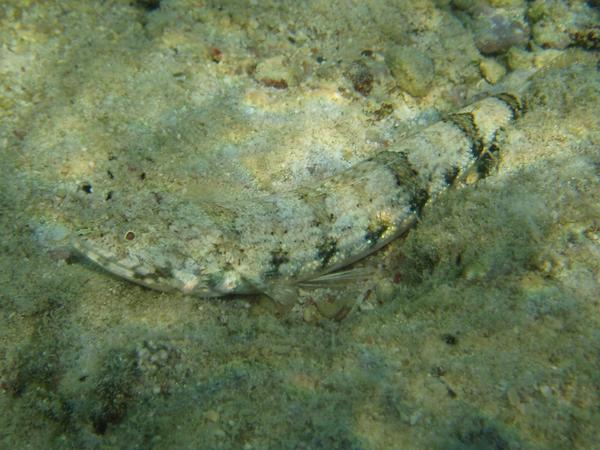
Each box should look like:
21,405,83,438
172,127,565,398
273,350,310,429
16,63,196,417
73,92,525,301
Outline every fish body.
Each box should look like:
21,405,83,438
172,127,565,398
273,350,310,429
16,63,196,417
74,93,522,301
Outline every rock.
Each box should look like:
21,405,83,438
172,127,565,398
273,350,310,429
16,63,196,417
472,7,530,54
385,46,435,98
531,20,571,49
479,57,506,84
528,0,597,50
345,60,374,96
506,47,534,70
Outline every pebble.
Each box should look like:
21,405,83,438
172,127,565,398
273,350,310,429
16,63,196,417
385,46,434,98
479,57,506,84
528,1,572,50
506,47,534,70
531,20,571,50
346,60,374,96
472,8,529,54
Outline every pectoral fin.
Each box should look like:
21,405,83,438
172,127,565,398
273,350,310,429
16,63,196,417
298,267,375,289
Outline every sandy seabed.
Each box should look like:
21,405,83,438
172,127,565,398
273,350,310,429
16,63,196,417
1,1,599,449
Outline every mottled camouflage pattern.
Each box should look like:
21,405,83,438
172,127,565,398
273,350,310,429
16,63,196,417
74,94,522,300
